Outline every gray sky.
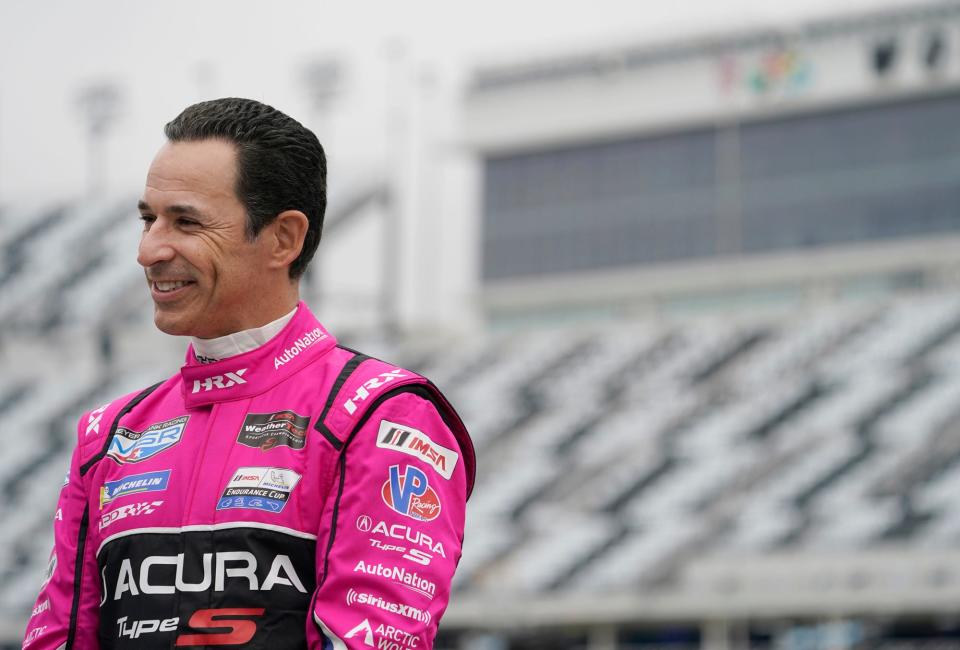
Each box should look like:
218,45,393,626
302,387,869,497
0,0,933,208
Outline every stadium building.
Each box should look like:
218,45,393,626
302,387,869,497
3,2,960,649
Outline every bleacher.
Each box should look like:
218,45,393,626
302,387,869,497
3,202,960,644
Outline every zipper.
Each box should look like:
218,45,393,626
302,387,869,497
182,403,218,520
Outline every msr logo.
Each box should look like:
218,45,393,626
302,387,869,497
192,369,248,394
175,608,265,646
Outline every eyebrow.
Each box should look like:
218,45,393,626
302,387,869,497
137,200,205,218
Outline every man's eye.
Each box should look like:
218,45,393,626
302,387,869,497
139,214,155,226
177,218,199,227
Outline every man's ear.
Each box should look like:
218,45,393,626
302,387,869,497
267,210,309,271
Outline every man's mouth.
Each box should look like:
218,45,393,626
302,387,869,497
151,280,196,294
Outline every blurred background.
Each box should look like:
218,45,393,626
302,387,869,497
3,0,960,648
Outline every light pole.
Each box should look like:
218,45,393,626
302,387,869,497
299,57,343,299
76,82,122,199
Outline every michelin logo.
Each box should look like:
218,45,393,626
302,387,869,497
100,470,171,509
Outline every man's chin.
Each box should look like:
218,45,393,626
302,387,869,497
153,306,197,337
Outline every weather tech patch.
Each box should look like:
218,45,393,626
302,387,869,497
236,411,308,451
107,416,189,465
100,470,171,509
217,467,302,514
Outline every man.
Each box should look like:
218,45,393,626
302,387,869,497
23,98,475,650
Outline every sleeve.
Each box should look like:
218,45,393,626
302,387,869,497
23,418,101,650
308,391,468,650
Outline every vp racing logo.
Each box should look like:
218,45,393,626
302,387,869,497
107,416,188,464
381,465,441,521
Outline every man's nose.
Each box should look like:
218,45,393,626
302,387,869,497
136,221,177,268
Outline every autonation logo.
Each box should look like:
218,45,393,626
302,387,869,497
274,328,326,369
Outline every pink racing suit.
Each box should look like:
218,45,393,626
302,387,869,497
23,302,475,650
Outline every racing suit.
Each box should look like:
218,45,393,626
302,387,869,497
23,302,475,650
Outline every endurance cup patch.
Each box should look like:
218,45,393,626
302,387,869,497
217,467,302,514
236,411,309,451
107,416,189,465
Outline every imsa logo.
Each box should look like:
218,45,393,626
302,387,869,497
376,421,458,480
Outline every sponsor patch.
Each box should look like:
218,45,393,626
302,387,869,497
192,368,248,394
85,403,108,436
345,619,375,647
237,411,308,451
41,552,56,589
107,416,188,464
346,589,430,624
175,608,266,646
109,554,305,601
381,465,441,522
345,619,418,650
31,598,50,618
23,625,47,647
353,560,436,600
100,470,171,509
343,369,407,414
357,515,444,565
217,467,302,513
273,327,327,369
377,420,458,479
99,501,163,531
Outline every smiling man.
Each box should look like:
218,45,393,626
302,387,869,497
24,98,475,650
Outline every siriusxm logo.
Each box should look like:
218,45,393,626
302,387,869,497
100,470,171,509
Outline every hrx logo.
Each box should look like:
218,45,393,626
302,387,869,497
343,370,407,414
85,404,108,436
192,369,248,393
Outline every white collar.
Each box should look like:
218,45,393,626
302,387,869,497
192,307,297,363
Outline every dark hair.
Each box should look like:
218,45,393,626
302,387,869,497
164,97,326,279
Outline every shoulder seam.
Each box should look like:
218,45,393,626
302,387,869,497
313,350,371,450
79,381,164,476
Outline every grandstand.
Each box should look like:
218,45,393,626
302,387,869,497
5,2,960,649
